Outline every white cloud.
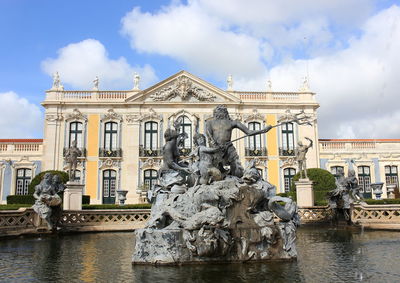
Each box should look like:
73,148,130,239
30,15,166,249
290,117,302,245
268,5,400,138
41,39,157,90
121,1,400,138
0,92,43,138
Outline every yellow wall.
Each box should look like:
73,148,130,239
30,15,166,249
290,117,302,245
266,114,278,156
86,115,99,199
266,114,280,188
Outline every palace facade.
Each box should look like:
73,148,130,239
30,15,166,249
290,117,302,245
0,71,399,204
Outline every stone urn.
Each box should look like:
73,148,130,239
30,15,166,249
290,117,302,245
116,190,128,206
386,184,396,199
371,182,384,200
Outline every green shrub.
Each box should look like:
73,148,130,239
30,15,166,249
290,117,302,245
290,168,336,205
0,204,31,210
365,198,400,205
6,195,35,204
82,203,151,210
28,170,69,195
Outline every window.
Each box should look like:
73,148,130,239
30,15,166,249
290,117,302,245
16,168,31,195
177,115,192,150
385,166,398,187
283,168,296,193
69,122,83,148
282,123,295,153
248,122,262,150
331,166,344,181
104,122,118,150
358,166,371,194
144,169,158,190
144,122,158,150
103,170,116,204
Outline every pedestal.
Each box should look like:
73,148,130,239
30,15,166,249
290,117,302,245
63,182,84,210
295,178,314,207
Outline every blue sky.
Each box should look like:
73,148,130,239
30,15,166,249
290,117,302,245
0,0,399,138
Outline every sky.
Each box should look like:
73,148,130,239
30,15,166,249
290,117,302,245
0,0,399,139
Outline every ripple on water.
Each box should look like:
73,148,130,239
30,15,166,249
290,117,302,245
1,227,400,282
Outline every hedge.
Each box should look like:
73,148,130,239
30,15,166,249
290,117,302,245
7,195,35,204
7,194,90,205
290,168,336,205
0,204,31,210
28,170,69,195
82,204,151,210
365,199,400,205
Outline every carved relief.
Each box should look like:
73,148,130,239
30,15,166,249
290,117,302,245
99,158,121,170
245,158,268,167
65,108,88,122
140,158,162,169
45,114,63,122
280,157,296,168
243,108,264,122
126,108,162,124
150,76,216,102
101,109,123,122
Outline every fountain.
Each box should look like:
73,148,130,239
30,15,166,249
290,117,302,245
132,105,314,264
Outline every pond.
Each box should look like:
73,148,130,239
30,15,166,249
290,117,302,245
1,226,400,282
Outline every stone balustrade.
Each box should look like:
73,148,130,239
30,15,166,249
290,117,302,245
237,91,315,102
351,203,400,229
319,139,400,153
0,140,43,155
298,206,333,223
45,90,136,102
0,208,150,237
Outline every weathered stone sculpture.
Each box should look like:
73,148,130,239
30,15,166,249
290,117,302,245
327,168,363,223
133,105,313,265
295,137,313,179
33,173,63,230
64,140,82,181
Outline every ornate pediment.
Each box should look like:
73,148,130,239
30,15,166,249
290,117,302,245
150,76,216,102
125,71,241,103
101,109,123,122
65,108,87,122
243,108,264,122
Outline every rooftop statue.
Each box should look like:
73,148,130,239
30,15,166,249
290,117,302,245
134,105,313,264
33,173,64,230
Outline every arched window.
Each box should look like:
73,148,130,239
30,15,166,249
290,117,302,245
358,166,371,198
16,168,32,195
69,122,83,148
281,123,294,155
104,122,118,150
331,166,344,181
144,169,158,191
248,122,262,150
177,115,192,150
144,121,158,150
385,166,398,188
283,168,296,193
102,170,116,204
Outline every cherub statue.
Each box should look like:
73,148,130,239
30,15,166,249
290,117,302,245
296,137,313,179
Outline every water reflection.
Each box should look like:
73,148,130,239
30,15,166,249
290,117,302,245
1,227,400,282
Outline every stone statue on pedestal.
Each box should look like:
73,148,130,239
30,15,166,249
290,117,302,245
33,173,63,230
296,137,313,179
64,140,82,182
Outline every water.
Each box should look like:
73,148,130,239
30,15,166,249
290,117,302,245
1,226,400,282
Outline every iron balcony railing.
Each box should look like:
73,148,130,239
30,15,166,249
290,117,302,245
244,147,268,157
279,147,296,156
139,146,163,157
99,148,122,158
